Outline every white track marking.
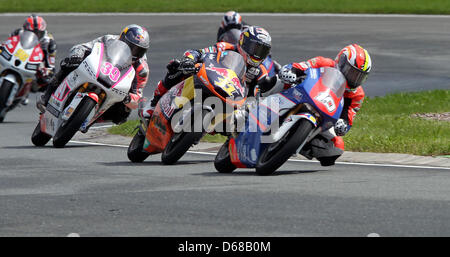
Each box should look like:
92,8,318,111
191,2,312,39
89,124,114,129
1,13,450,18
68,140,450,170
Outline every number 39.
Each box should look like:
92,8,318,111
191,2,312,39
100,62,120,82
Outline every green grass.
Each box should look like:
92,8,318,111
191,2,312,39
108,119,140,136
345,90,450,156
108,90,450,156
5,0,450,14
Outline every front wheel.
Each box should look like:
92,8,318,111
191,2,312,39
214,138,236,173
0,80,15,123
52,96,97,148
31,121,52,146
161,110,206,165
161,131,202,165
127,128,150,163
255,119,314,175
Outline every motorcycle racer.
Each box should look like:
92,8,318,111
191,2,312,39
216,12,281,87
216,11,248,43
36,24,150,124
141,25,272,119
2,14,57,105
278,44,372,166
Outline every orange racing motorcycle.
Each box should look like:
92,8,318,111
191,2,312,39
127,50,246,164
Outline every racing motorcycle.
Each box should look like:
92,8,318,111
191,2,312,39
31,39,135,148
127,50,247,164
214,67,346,175
0,30,44,122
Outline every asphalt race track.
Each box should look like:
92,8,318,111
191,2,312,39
0,14,450,236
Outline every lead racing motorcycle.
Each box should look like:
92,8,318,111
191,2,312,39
127,50,247,164
214,67,346,175
31,39,135,148
0,30,44,122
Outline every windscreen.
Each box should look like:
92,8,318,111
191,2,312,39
105,40,132,68
320,67,346,98
218,28,241,45
98,40,133,88
219,51,246,80
19,30,39,49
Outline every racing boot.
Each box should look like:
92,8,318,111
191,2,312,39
36,76,58,113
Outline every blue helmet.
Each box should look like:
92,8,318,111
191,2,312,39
119,24,150,59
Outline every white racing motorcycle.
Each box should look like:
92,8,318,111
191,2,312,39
0,30,44,122
31,40,135,148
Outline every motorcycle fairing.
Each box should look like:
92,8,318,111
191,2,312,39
42,42,134,136
230,68,345,167
143,76,196,154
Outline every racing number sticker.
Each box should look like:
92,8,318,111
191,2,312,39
14,49,29,62
100,62,120,82
315,90,336,113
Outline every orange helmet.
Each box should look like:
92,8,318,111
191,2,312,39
335,44,372,88
23,14,47,39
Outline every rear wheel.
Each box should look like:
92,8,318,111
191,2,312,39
127,127,150,163
52,96,96,148
255,119,314,175
214,138,236,173
0,80,15,123
31,121,52,146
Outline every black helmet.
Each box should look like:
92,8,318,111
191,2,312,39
119,24,150,59
237,26,271,67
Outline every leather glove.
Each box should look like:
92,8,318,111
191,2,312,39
179,58,196,75
278,65,298,84
166,59,181,73
122,94,131,105
334,118,348,136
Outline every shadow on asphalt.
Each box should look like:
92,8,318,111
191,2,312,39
97,160,212,167
194,169,323,177
0,121,35,124
3,144,99,149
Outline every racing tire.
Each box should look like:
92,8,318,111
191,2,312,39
214,138,236,173
127,128,150,163
0,80,15,123
31,121,52,146
52,96,96,148
255,119,314,175
161,130,203,165
161,110,206,165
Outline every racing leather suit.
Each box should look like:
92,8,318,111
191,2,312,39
142,41,268,118
40,35,149,124
282,56,366,166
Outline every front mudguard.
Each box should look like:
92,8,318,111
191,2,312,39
270,112,319,142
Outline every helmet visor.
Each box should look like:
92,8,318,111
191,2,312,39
241,38,271,61
338,57,369,88
34,29,45,40
124,40,147,59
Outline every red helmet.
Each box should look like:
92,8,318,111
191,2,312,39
23,14,47,40
335,44,372,89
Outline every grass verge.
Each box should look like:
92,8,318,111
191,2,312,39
108,90,450,156
5,0,450,14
